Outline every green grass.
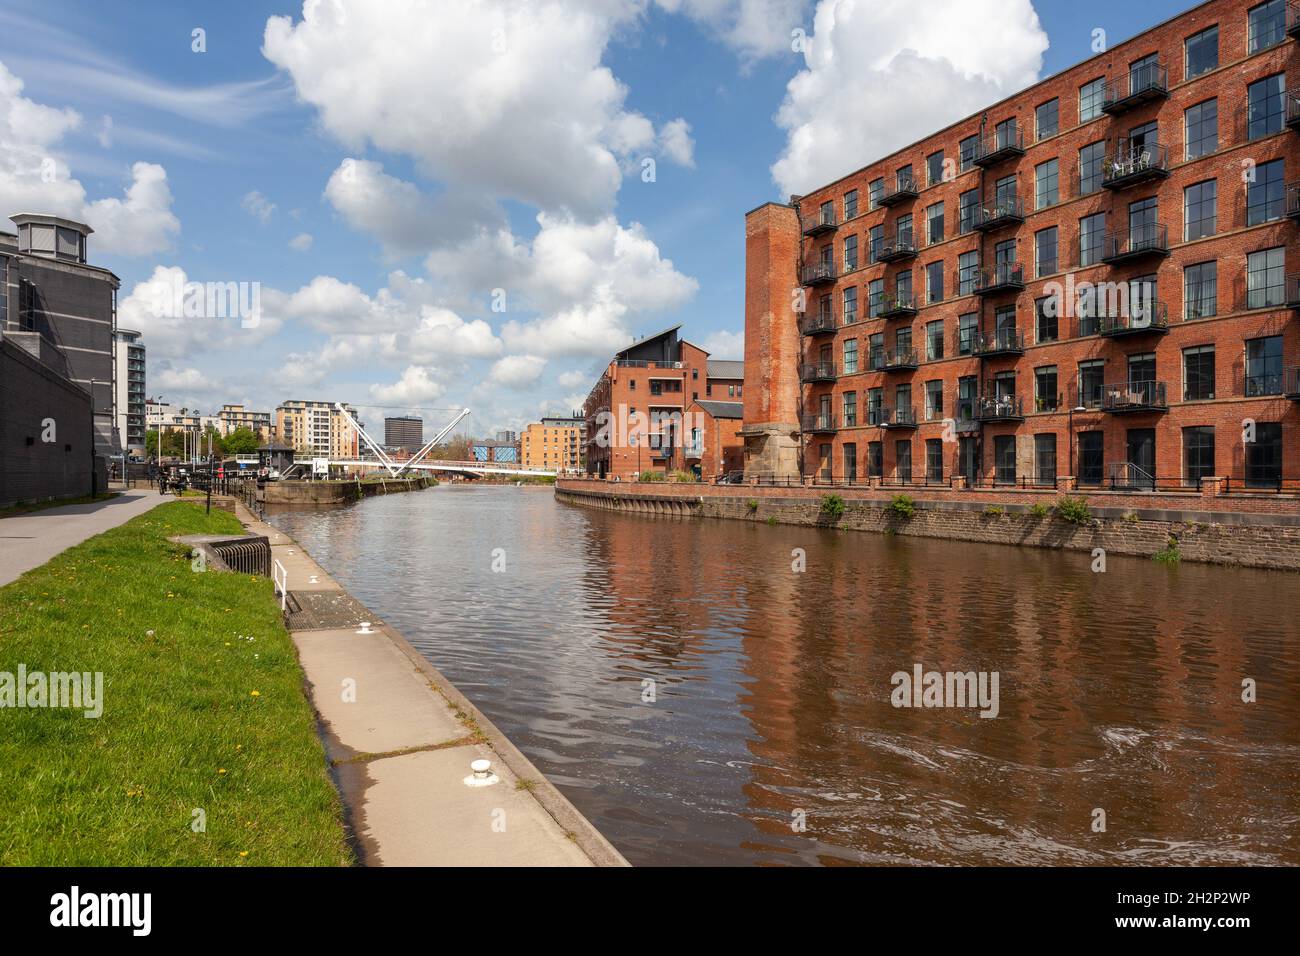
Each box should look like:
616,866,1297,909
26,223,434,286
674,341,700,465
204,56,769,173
0,493,119,519
0,501,351,866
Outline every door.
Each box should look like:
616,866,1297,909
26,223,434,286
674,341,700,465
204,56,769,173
959,436,978,484
844,443,858,483
818,442,832,480
1126,428,1155,488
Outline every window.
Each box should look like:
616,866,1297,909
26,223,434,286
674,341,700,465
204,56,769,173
925,380,944,420
1245,423,1283,487
1184,261,1217,320
867,441,883,477
1183,345,1216,400
869,224,884,263
1185,25,1218,79
958,313,977,355
896,213,913,248
1183,180,1217,240
1248,0,1286,54
1247,73,1285,140
959,188,978,234
1077,284,1103,334
1183,427,1215,483
1077,431,1103,485
1035,158,1059,209
926,439,944,481
994,435,1017,485
926,201,944,245
868,178,885,210
957,376,977,423
994,173,1018,210
994,117,1018,151
1036,366,1059,412
844,189,859,220
1078,360,1105,408
1245,335,1283,395
1246,158,1284,225
843,337,859,375
1034,434,1057,483
1079,141,1105,195
1246,247,1286,308
1036,98,1059,140
1184,99,1218,159
896,164,914,191
1079,77,1105,122
927,150,945,187
868,279,884,317
844,234,859,271
958,250,979,295
843,286,858,325
867,386,883,423
895,327,913,355
959,134,979,172
1036,295,1059,343
896,440,913,482
926,261,944,303
842,391,858,427
1035,226,1058,278
926,320,944,361
895,269,913,304
868,333,884,369
1079,212,1106,266
843,443,858,482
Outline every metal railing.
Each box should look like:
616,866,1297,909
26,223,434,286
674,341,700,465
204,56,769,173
800,312,838,335
1102,142,1169,186
272,558,288,612
972,328,1026,354
1100,380,1167,411
1101,223,1168,261
1097,301,1169,335
799,361,838,382
876,232,917,260
973,262,1024,292
801,208,837,234
877,405,917,427
972,198,1025,231
1223,476,1300,494
1285,366,1300,397
801,413,838,432
879,292,917,316
801,262,837,284
974,395,1024,420
974,124,1025,165
874,346,918,370
1102,62,1168,112
879,172,919,204
1244,372,1284,397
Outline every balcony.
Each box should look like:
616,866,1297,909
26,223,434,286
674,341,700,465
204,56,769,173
799,361,838,383
973,125,1025,167
1285,367,1300,399
1101,63,1169,115
971,197,1025,232
877,406,918,429
877,174,918,207
1101,142,1169,190
875,233,917,263
801,262,837,286
800,312,838,336
1287,182,1300,219
975,395,1025,423
972,328,1026,357
973,262,1025,295
801,209,837,236
1100,224,1169,265
1288,90,1300,131
879,293,917,319
1100,380,1168,414
874,346,919,372
1288,274,1300,308
1098,301,1170,338
1290,1,1300,40
801,413,838,434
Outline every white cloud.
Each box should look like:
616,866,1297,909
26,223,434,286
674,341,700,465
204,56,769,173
658,118,695,167
557,369,589,388
84,162,180,256
770,0,1047,195
117,265,282,359
241,189,276,223
697,327,744,358
488,354,547,389
289,232,313,251
369,365,448,404
656,0,811,61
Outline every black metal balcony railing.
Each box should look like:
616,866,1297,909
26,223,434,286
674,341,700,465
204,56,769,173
1098,301,1170,337
1287,89,1300,130
801,209,837,236
799,361,838,383
1100,223,1169,264
800,312,838,336
1288,274,1300,308
1244,372,1284,397
1101,142,1170,189
1100,380,1168,413
1285,366,1300,398
801,262,837,285
972,197,1026,232
879,292,917,318
1102,62,1169,115
877,406,917,428
973,125,1025,167
972,328,1026,356
1289,1,1300,40
973,262,1025,295
876,233,917,262
801,413,838,433
877,173,919,207
974,395,1025,422
874,346,919,371
1287,182,1300,219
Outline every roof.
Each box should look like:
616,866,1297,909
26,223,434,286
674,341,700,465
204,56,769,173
694,400,744,420
615,323,682,358
707,360,743,379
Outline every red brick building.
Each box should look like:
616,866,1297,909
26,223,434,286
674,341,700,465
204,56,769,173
746,0,1300,492
583,325,745,479
688,399,745,478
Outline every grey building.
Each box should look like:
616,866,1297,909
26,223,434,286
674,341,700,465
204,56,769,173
384,416,423,452
114,328,146,456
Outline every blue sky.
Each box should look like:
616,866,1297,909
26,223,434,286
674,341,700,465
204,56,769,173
0,0,1191,436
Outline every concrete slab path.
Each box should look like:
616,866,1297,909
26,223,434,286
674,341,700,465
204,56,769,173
0,489,170,586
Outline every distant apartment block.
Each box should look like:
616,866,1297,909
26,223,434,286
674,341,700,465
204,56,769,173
521,417,584,471
217,403,273,442
384,415,424,452
275,399,359,458
114,328,146,456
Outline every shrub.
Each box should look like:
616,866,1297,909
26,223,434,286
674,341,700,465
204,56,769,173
746,499,759,512
888,494,916,519
820,494,846,521
1054,495,1092,525
670,470,696,483
1153,538,1181,564
1028,502,1050,518
638,471,666,482
766,516,778,526
1122,510,1140,524
983,504,1005,518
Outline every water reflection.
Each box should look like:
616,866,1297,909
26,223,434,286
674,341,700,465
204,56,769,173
267,485,1300,866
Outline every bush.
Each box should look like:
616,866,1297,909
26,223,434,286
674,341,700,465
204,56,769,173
1153,538,1181,564
1028,502,1050,518
746,499,759,512
670,470,696,483
766,516,778,526
1054,495,1092,524
638,471,666,482
1122,510,1140,524
983,504,1005,518
888,494,916,519
820,494,846,521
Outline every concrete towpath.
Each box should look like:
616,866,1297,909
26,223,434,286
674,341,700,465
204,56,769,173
0,488,169,586
236,501,627,867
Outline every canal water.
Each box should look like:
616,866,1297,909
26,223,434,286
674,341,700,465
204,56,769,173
266,485,1300,866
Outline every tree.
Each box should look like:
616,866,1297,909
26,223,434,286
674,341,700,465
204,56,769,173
223,427,259,455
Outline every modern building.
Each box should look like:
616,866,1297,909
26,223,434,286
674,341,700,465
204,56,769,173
275,400,359,458
496,430,519,444
1,214,120,458
521,417,584,472
217,403,273,442
114,328,146,456
469,438,519,463
582,324,744,479
384,416,424,453
746,0,1300,490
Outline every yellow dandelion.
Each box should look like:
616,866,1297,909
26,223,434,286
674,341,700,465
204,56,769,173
218,768,227,775
239,851,248,858
249,690,261,697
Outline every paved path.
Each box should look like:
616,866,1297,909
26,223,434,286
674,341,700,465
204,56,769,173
0,489,169,586
236,502,627,867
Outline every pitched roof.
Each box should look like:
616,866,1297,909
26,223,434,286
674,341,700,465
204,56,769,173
615,323,682,358
707,359,743,379
693,400,744,419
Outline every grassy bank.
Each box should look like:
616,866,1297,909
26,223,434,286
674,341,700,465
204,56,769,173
0,501,351,865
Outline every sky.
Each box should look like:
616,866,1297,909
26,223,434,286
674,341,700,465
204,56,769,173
0,0,1191,438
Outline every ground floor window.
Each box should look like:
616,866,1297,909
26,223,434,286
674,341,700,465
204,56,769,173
1245,423,1282,488
843,442,857,483
1183,426,1215,485
926,439,943,482
1078,431,1104,485
896,440,912,483
867,441,883,478
1034,433,1056,484
994,435,1016,485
